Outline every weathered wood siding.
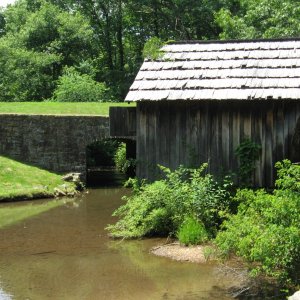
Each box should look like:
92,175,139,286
109,107,136,138
136,100,300,187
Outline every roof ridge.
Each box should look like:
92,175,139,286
169,37,300,45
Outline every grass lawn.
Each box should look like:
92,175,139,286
0,156,75,202
0,102,135,116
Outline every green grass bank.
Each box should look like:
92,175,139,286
0,156,76,202
0,102,135,116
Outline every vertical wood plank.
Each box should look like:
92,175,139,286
228,104,234,172
282,102,289,159
209,103,218,174
265,104,274,187
255,105,263,186
222,104,230,173
158,102,170,173
260,107,267,187
206,102,211,169
180,102,188,166
275,102,284,163
199,103,206,166
231,104,240,181
136,102,146,178
187,102,197,167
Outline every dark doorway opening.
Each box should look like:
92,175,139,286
86,138,136,187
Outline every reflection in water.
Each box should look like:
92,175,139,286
0,198,76,230
0,286,12,300
0,188,238,300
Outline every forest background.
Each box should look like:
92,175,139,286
0,0,299,103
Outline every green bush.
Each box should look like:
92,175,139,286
275,159,300,192
215,160,300,284
107,180,172,238
235,139,261,187
106,163,233,239
52,67,108,102
114,143,127,173
177,216,208,246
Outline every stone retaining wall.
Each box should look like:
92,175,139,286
0,114,109,178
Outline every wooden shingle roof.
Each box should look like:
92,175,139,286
125,39,300,101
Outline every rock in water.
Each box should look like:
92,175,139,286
62,173,84,190
62,173,81,182
289,291,300,300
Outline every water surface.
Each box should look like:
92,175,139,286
0,188,240,300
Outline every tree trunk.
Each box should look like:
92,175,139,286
117,0,124,71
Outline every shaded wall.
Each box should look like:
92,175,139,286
136,100,300,187
0,114,109,177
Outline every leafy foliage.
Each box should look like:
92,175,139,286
142,37,164,61
0,1,95,101
235,139,261,187
1,0,300,101
0,40,59,101
0,10,5,37
215,160,300,284
52,67,108,102
114,143,127,172
275,159,300,192
177,216,208,246
215,0,300,39
114,143,136,175
106,163,233,239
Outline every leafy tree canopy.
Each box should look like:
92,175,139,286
0,0,96,101
215,0,300,39
1,0,300,102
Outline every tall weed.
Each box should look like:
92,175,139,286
177,216,208,245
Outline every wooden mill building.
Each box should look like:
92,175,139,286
110,38,300,187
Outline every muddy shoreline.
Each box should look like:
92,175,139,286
150,242,292,299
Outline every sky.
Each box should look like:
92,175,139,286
0,0,16,8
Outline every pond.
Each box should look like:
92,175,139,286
0,188,260,299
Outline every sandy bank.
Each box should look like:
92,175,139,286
151,242,210,263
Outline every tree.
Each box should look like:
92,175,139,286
215,0,300,39
0,0,97,101
0,39,60,101
0,10,5,37
5,2,94,66
52,67,109,102
47,0,224,99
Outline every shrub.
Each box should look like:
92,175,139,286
275,159,300,192
106,163,233,239
235,139,261,187
52,67,108,102
114,143,136,176
106,180,172,238
215,160,300,284
114,143,127,172
177,216,208,246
